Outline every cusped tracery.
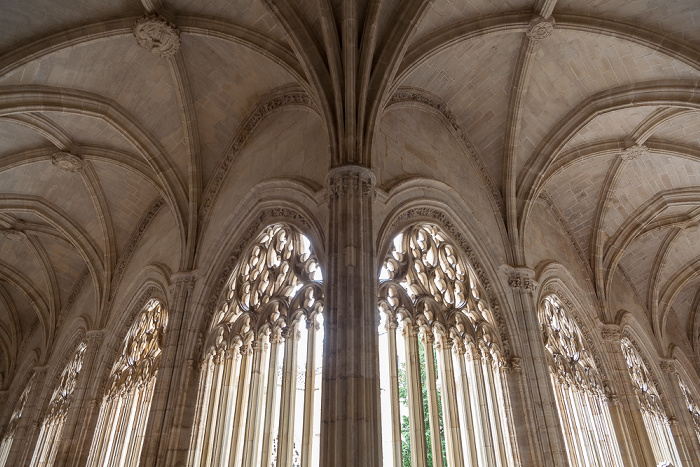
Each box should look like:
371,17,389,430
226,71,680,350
45,342,87,424
678,377,700,443
620,337,665,417
207,224,323,351
6,376,33,434
538,295,603,394
107,299,167,397
379,223,498,347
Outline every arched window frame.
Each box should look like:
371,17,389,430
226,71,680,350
378,222,516,467
0,374,34,466
538,293,623,467
620,335,682,466
677,375,700,445
29,341,87,467
189,222,324,467
86,298,167,466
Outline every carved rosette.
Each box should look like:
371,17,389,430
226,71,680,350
133,14,181,58
326,165,376,200
620,144,649,161
3,229,26,241
526,16,555,41
52,152,83,172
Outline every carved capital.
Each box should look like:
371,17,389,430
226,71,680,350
501,266,537,292
133,14,181,58
526,16,555,41
52,151,83,172
659,359,678,376
326,165,376,200
600,324,621,342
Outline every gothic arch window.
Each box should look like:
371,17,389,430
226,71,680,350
86,299,167,466
538,294,623,467
378,223,516,467
29,341,87,467
620,337,682,467
188,223,324,466
0,375,34,466
677,376,700,445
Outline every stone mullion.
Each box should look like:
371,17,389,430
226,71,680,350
496,361,519,465
435,335,464,467
552,381,579,466
568,385,594,466
57,331,103,467
229,341,253,465
260,334,282,467
421,330,444,467
187,357,214,467
277,327,300,467
142,273,196,466
102,395,126,465
601,397,624,466
481,347,506,467
126,378,156,467
216,344,242,466
212,347,234,464
7,367,47,466
85,398,111,466
465,342,496,466
453,341,478,467
660,360,700,465
583,392,610,466
29,420,49,466
502,266,568,466
321,165,382,466
300,317,318,467
201,350,224,466
118,387,142,466
403,322,428,467
599,325,656,466
385,317,403,467
242,334,269,466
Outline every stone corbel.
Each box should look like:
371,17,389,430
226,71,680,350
500,265,538,292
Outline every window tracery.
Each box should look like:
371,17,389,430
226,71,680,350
29,342,87,467
189,223,324,466
378,223,515,467
678,377,700,445
0,375,33,466
86,299,167,466
620,337,681,466
538,294,622,467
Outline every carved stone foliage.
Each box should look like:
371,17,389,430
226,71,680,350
539,295,604,394
620,337,666,418
44,342,86,424
379,223,504,362
106,299,167,398
6,375,33,435
51,152,83,172
205,223,323,355
327,165,375,200
678,377,700,443
133,14,180,58
620,144,649,161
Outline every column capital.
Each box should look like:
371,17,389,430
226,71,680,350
326,164,376,200
659,359,678,376
500,265,538,292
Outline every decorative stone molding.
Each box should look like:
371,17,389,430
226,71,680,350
503,266,537,292
109,198,165,300
600,324,621,342
526,16,555,41
198,91,314,234
51,151,84,172
388,89,504,215
326,165,376,200
659,359,678,375
620,144,649,161
3,229,26,241
133,14,181,58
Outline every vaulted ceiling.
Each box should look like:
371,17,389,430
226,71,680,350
0,0,699,386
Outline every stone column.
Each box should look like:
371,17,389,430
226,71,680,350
659,359,700,464
500,265,569,466
435,335,464,467
599,324,656,466
403,322,428,467
385,316,403,467
260,329,282,467
300,315,319,467
53,330,103,467
320,165,382,466
277,326,300,467
140,271,197,466
242,333,269,466
421,331,444,467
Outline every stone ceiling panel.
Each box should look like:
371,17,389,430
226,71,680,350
0,119,52,156
91,160,160,259
0,162,105,253
562,106,659,153
651,110,700,147
543,153,613,262
181,35,297,186
669,280,698,332
410,0,531,47
401,32,522,189
0,37,189,181
37,112,139,156
3,280,39,340
618,228,667,306
516,30,700,173
171,0,287,43
604,152,700,239
38,234,87,308
658,226,700,289
557,0,700,47
0,0,138,53
0,236,49,301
